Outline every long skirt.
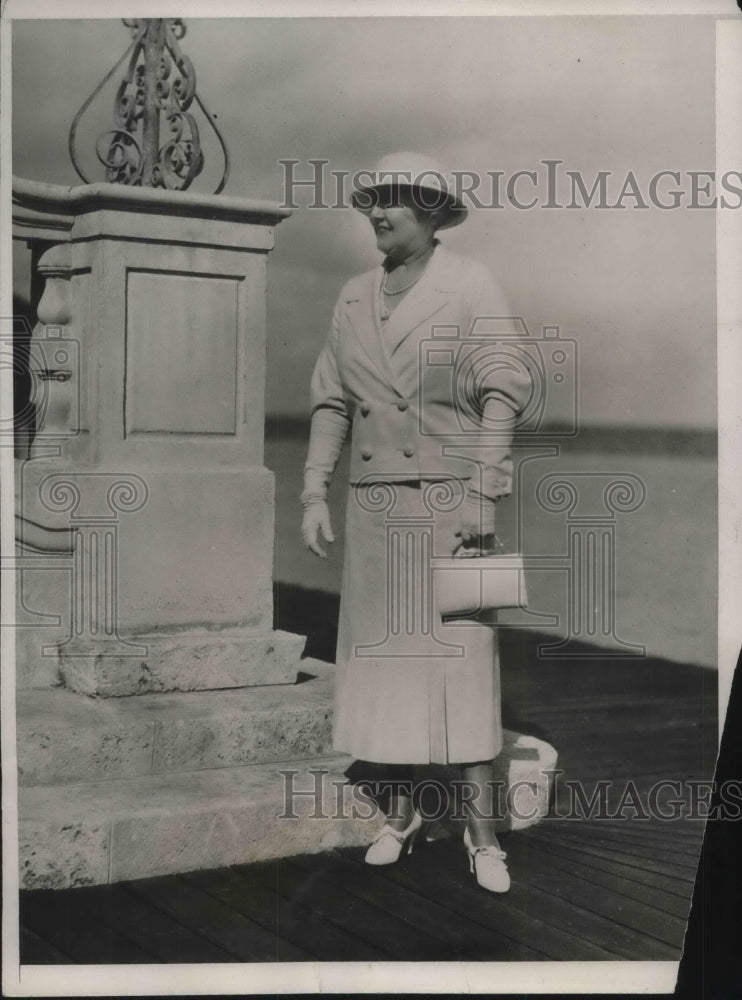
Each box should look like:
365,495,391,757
332,478,503,765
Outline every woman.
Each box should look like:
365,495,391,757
301,153,530,892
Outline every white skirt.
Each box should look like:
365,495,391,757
332,478,503,764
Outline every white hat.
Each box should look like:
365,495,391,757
351,151,467,230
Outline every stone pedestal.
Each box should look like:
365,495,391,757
12,177,300,694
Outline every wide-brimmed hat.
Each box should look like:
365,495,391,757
351,152,467,230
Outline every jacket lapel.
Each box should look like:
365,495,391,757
343,245,457,398
381,246,454,359
343,269,405,396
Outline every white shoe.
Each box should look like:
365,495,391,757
463,826,510,893
365,811,423,865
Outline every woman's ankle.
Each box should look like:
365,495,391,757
386,795,416,830
466,820,501,849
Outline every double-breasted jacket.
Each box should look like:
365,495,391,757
306,244,531,500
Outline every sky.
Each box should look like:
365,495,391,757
11,14,718,426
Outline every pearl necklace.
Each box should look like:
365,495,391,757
382,270,425,296
379,249,434,321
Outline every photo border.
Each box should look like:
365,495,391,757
2,1,739,996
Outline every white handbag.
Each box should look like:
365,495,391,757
432,554,528,617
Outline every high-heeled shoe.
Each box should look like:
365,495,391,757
463,826,510,893
364,811,423,865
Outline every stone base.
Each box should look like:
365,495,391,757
19,732,558,889
58,627,306,696
19,754,380,889
18,677,334,787
18,660,558,888
18,749,558,889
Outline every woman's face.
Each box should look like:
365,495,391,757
367,187,438,261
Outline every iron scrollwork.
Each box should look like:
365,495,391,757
69,18,229,194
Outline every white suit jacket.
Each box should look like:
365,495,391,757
305,244,531,499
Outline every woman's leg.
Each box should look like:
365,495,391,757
378,763,417,832
364,762,422,865
461,760,503,848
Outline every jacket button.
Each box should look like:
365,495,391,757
403,446,415,458
397,400,409,411
360,403,370,416
361,448,373,461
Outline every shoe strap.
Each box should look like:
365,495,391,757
374,824,407,844
471,844,507,861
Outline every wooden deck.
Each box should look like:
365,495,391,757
18,628,717,965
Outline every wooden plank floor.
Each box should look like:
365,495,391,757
18,629,717,965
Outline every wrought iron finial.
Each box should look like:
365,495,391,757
68,18,229,194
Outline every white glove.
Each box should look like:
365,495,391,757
454,490,497,558
302,500,335,559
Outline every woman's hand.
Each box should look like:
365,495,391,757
302,500,335,559
453,528,498,558
454,491,497,558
